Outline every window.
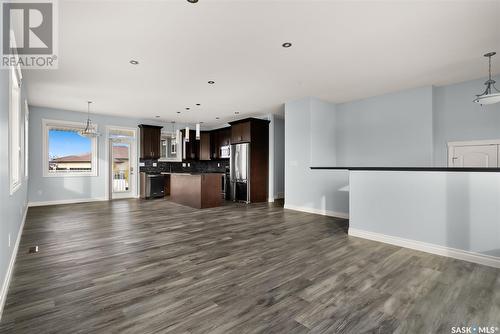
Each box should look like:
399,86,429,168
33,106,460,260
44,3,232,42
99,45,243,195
159,131,182,162
43,120,98,177
9,64,22,194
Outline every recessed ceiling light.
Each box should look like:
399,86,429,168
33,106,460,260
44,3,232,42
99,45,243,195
187,0,198,3
177,111,181,114
234,111,240,115
208,81,215,84
196,103,201,106
200,121,204,124
215,117,220,120
155,116,160,118
186,107,190,110
282,42,292,48
129,59,139,65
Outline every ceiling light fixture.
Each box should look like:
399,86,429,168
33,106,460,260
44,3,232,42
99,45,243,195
474,52,500,105
234,111,240,115
129,60,139,65
282,42,292,48
215,117,220,120
208,81,215,84
185,126,190,142
187,0,198,3
79,101,100,137
155,115,160,118
186,107,190,110
196,103,201,106
177,111,181,114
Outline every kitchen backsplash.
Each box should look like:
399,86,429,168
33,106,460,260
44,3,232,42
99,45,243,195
140,159,229,174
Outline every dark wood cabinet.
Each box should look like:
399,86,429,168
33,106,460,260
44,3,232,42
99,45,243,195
228,118,270,203
139,125,162,159
209,127,231,159
230,122,251,144
200,132,211,161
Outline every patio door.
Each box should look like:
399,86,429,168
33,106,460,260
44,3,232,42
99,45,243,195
108,128,137,199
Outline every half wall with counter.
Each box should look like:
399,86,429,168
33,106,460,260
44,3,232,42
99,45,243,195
312,167,500,268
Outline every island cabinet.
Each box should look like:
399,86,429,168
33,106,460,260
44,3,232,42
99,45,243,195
169,173,223,209
139,124,162,159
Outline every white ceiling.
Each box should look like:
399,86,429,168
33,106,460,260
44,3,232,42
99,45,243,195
25,0,500,126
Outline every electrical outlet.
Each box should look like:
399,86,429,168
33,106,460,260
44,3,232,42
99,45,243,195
187,163,191,167
139,162,145,167
217,163,220,167
182,163,186,167
152,162,157,167
8,233,11,248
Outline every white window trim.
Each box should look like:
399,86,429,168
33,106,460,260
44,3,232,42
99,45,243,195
24,100,29,180
9,63,22,195
42,119,99,177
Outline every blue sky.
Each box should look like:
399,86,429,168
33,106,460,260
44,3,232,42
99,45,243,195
49,130,91,158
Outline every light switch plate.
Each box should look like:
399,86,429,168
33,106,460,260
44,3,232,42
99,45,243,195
139,162,145,167
152,162,157,167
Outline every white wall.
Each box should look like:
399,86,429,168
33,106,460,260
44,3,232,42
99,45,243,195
284,97,349,217
0,69,29,316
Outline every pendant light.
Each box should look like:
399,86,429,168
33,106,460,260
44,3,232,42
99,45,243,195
473,52,500,105
196,123,201,140
171,121,176,140
185,126,190,142
79,101,100,137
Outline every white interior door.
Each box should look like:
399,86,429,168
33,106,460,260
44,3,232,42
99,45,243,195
449,144,498,167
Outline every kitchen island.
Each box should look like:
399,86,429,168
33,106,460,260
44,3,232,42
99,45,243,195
163,172,224,209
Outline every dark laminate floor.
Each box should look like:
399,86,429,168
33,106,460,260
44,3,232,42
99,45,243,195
1,199,499,334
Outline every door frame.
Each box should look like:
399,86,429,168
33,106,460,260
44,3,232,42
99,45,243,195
105,126,139,200
447,139,500,167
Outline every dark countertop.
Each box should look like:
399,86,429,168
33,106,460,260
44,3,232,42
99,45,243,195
161,172,224,175
310,167,500,172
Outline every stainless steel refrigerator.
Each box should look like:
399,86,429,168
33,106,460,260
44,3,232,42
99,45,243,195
230,143,250,203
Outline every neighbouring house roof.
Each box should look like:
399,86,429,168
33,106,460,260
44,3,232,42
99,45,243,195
51,153,91,163
50,146,128,163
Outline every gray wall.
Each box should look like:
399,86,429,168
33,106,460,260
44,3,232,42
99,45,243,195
349,170,500,258
273,116,285,198
285,97,349,216
28,106,183,204
433,76,500,166
284,76,500,217
0,69,29,309
335,86,434,167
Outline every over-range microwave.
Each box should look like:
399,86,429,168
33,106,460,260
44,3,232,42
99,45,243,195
220,145,230,158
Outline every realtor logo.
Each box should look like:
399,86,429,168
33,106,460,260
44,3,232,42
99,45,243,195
1,0,58,69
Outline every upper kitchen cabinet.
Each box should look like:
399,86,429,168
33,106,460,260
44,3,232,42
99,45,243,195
230,121,251,144
199,132,211,161
210,127,231,159
139,124,163,159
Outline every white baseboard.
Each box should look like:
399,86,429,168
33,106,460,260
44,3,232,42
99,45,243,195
0,205,28,321
348,228,500,269
28,197,107,207
284,204,349,219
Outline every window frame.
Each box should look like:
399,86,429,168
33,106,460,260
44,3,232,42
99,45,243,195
159,131,183,162
42,119,99,177
24,100,29,180
9,63,22,194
